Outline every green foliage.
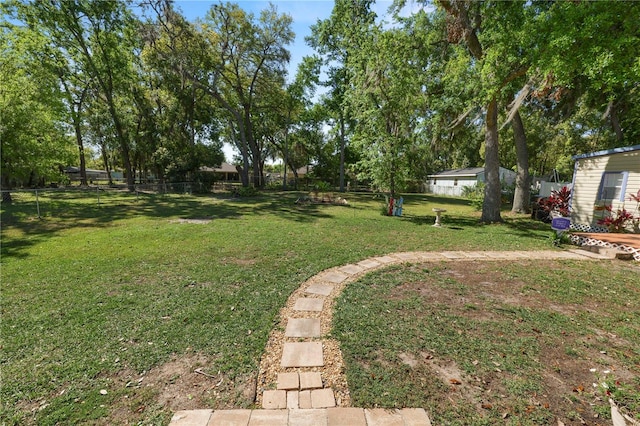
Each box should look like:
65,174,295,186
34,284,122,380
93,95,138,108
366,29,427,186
0,22,73,189
313,181,332,193
233,186,259,197
461,183,485,211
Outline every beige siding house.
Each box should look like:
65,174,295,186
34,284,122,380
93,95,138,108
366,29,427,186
570,144,640,230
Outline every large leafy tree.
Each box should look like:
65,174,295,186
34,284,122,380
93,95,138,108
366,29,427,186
0,22,73,202
138,15,224,183
204,2,293,187
532,0,640,145
146,1,293,187
348,24,428,197
11,0,141,190
308,0,376,192
256,55,321,189
437,0,534,222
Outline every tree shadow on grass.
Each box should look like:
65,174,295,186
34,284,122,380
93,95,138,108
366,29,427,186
501,215,554,242
403,214,478,228
402,212,552,243
0,190,335,259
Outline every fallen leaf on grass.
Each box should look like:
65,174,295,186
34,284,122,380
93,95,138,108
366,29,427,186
610,398,628,426
481,403,492,409
573,384,585,394
449,378,462,385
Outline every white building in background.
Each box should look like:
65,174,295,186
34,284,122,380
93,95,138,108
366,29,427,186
426,167,516,197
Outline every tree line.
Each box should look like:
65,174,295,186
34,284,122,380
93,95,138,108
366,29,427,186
2,0,638,222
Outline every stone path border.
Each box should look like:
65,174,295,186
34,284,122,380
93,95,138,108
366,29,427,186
170,407,432,425
169,249,617,426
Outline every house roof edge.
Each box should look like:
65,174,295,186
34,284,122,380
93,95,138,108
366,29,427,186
572,144,640,161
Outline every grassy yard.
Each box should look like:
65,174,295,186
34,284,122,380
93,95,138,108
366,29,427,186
1,189,635,424
333,261,640,425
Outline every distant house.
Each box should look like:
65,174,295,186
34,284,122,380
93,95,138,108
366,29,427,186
201,163,240,182
295,164,313,177
570,144,640,231
65,167,109,182
426,167,516,197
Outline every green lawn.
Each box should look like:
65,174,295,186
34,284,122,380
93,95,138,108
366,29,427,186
333,261,640,424
0,189,614,425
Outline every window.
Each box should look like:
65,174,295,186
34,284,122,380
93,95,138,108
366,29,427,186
597,171,628,201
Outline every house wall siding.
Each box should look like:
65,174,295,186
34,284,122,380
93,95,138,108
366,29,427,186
427,167,517,197
571,149,640,228
428,178,476,197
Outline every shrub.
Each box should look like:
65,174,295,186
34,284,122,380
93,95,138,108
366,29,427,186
462,183,484,211
313,181,332,192
595,189,640,233
538,186,571,218
597,205,635,233
231,186,258,197
264,181,283,191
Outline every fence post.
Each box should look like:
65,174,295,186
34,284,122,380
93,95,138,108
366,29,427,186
97,186,100,206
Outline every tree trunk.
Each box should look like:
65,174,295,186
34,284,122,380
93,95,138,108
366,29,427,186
107,99,134,190
338,112,346,192
283,128,289,191
100,141,113,185
228,118,250,186
252,156,262,188
292,169,299,190
244,110,262,188
609,103,624,143
1,173,12,203
481,98,503,223
511,110,530,214
75,120,88,186
389,156,396,200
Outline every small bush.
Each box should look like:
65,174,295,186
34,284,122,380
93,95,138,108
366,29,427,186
314,181,332,192
232,186,258,197
462,183,484,211
264,181,282,191
538,186,571,218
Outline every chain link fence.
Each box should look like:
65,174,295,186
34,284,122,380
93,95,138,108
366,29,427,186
0,182,227,221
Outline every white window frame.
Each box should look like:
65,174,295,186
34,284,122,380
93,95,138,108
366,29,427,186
597,171,628,202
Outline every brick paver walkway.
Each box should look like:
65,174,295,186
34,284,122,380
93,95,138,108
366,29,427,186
169,249,617,426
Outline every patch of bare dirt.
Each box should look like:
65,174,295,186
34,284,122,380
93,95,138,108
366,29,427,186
172,218,213,224
98,353,256,425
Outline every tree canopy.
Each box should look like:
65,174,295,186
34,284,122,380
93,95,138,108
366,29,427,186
2,0,638,211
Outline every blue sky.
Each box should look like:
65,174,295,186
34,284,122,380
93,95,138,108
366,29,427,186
175,1,332,80
172,1,423,162
174,1,415,81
